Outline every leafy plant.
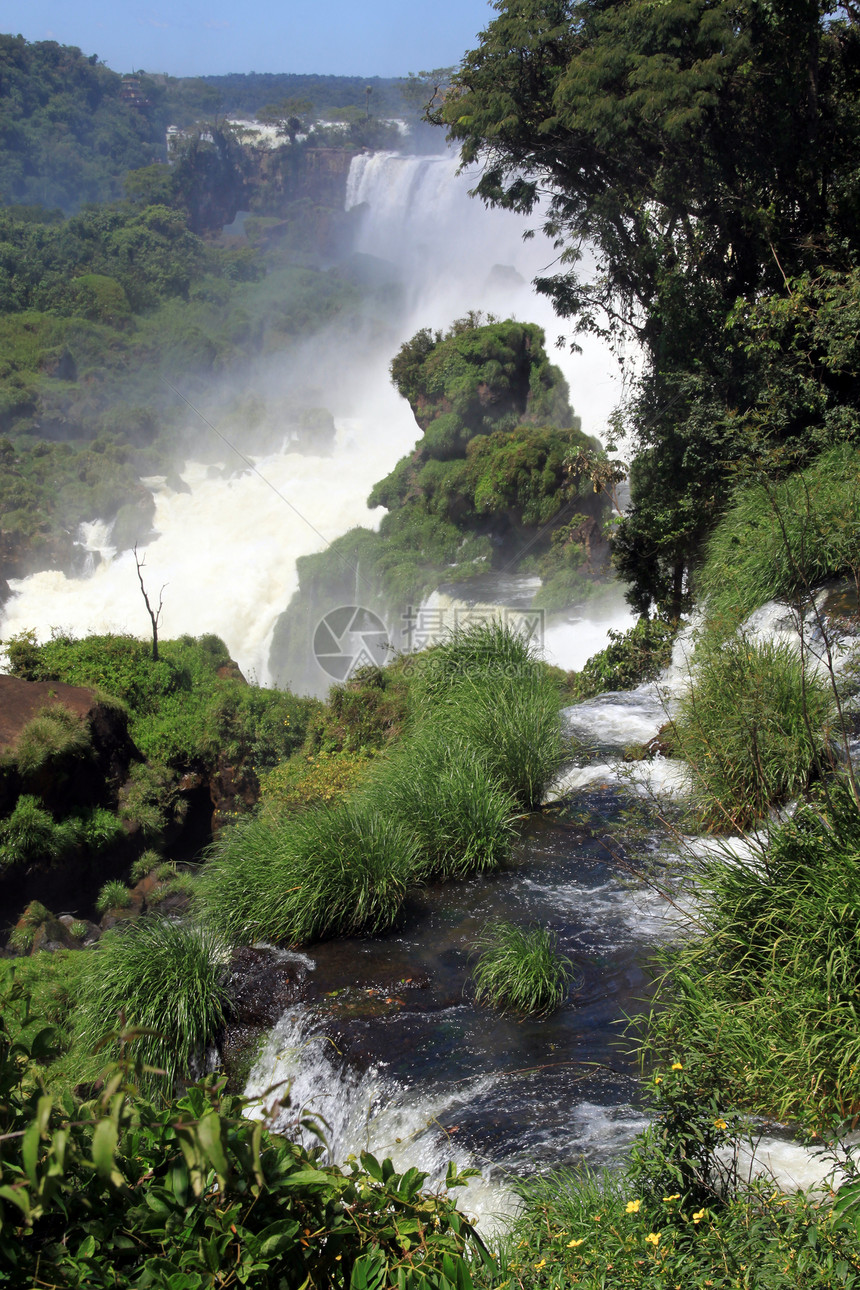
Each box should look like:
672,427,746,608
472,922,575,1016
74,806,124,853
567,617,677,701
95,879,132,913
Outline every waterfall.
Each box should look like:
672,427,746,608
1,150,620,689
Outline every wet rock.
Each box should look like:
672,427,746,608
221,946,310,1092
226,946,307,1028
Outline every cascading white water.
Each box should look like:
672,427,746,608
0,149,620,688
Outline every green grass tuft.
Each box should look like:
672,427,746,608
198,798,417,946
472,921,575,1016
76,917,229,1091
674,633,832,829
95,879,132,912
14,704,93,775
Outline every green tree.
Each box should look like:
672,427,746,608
441,0,860,612
256,96,314,143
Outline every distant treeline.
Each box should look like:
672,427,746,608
0,33,424,213
190,72,408,119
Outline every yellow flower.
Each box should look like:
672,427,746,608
662,1194,681,1202
645,1232,660,1246
654,1076,663,1085
714,1118,728,1130
625,1199,642,1214
567,1237,586,1248
693,1209,706,1224
671,1061,683,1071
534,1259,546,1270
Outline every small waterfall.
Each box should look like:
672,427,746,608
73,519,116,577
244,1005,520,1233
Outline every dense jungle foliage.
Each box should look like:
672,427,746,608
441,0,860,617
0,35,416,213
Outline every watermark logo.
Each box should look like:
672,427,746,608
313,605,390,680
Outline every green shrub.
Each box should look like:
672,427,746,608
14,704,93,775
567,617,677,701
648,789,860,1125
5,632,314,778
76,918,228,1090
259,748,375,813
701,442,860,630
69,920,89,941
118,760,176,837
365,724,516,879
199,798,418,946
74,806,124,853
304,665,409,754
0,796,77,871
95,879,132,913
472,921,574,1016
674,634,832,828
130,848,161,882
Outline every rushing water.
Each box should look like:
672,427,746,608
0,150,622,689
243,653,689,1228
244,603,855,1221
244,802,675,1229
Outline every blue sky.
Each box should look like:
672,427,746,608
2,1,496,77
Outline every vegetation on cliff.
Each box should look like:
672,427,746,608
441,0,860,618
271,318,615,677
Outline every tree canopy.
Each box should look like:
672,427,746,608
441,0,860,612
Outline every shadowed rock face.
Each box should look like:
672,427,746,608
0,674,138,817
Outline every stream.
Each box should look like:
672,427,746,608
244,676,685,1228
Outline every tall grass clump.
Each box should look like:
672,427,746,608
648,788,860,1125
413,619,535,703
77,917,228,1091
674,633,832,829
198,798,418,946
701,442,860,630
472,921,575,1016
414,621,564,808
364,724,516,879
0,795,77,872
95,878,132,912
440,666,564,808
14,704,93,775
